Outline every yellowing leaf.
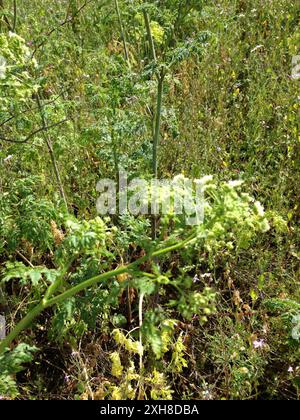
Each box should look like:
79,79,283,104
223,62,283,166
110,352,123,378
150,21,164,45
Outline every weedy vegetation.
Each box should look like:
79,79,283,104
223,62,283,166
0,0,299,400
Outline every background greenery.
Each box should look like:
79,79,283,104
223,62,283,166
0,0,299,400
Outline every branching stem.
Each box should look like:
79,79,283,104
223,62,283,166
0,231,196,354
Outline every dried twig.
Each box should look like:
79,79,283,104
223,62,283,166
0,118,68,144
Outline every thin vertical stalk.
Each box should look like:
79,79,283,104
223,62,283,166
111,123,120,191
36,94,68,211
142,8,164,239
138,292,145,399
142,9,156,62
151,71,164,239
152,71,164,179
142,8,170,178
12,0,17,32
114,0,130,66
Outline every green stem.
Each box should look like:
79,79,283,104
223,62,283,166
142,9,156,62
114,0,130,66
111,118,120,193
142,6,164,239
12,0,17,32
0,303,45,354
152,71,164,178
151,71,164,239
46,233,195,307
0,232,197,354
138,292,145,399
36,94,68,211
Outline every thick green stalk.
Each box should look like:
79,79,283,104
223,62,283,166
0,303,45,354
0,232,196,354
46,232,196,307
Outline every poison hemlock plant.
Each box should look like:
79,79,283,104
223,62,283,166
0,178,270,401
